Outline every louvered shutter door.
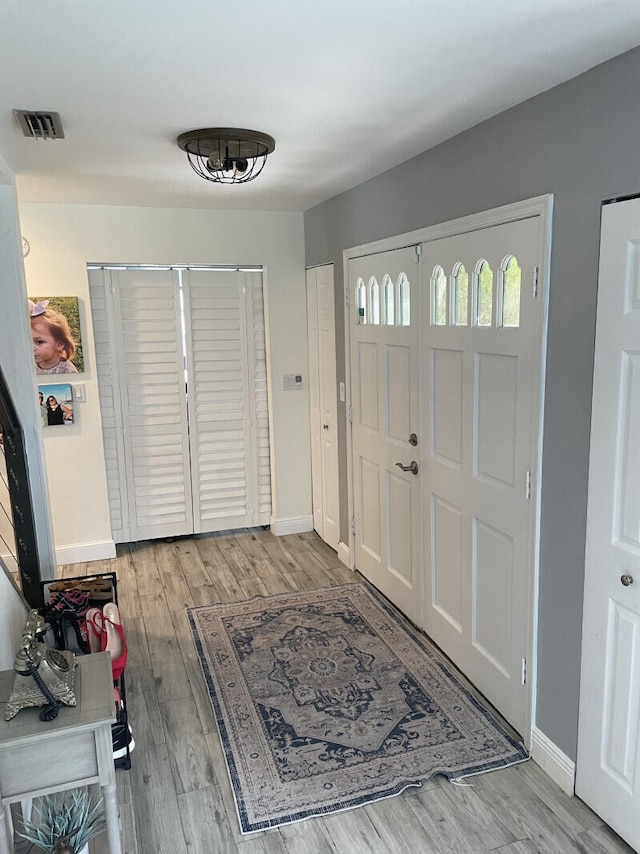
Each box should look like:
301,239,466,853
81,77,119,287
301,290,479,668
184,269,271,531
91,265,271,543
89,269,130,541
91,268,194,542
115,269,193,540
247,270,272,521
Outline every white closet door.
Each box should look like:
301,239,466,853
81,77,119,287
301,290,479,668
307,264,339,551
576,198,640,850
91,267,193,542
184,268,271,532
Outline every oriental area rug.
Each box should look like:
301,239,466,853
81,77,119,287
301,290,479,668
188,583,528,833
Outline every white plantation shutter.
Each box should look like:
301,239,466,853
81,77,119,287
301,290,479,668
88,269,129,541
248,271,272,520
90,268,193,542
89,265,271,543
184,268,271,531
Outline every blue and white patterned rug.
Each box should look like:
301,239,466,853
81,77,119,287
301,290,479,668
188,582,528,833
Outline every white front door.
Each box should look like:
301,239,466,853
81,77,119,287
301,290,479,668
307,264,339,550
349,247,422,624
420,216,543,737
576,197,640,850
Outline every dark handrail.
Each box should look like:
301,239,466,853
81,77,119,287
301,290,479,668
0,366,43,608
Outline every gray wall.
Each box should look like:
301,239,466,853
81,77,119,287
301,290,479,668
303,46,640,762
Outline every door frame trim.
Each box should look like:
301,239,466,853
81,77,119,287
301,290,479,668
342,194,554,745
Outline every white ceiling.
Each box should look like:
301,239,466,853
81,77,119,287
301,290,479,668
1,0,639,213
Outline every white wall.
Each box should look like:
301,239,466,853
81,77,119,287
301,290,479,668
0,154,55,663
18,203,311,559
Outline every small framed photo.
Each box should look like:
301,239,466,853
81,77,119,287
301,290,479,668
38,383,73,427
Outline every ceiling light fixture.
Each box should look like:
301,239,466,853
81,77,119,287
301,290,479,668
176,127,276,184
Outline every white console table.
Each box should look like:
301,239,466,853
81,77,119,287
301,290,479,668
0,651,121,854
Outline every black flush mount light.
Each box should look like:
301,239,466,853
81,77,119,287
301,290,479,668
176,127,276,184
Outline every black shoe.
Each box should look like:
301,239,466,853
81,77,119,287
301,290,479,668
112,722,135,760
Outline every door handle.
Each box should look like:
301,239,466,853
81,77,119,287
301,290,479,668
395,460,419,475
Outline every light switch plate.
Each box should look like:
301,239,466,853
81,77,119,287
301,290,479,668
282,374,304,390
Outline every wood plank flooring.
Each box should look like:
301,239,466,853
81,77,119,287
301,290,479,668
63,530,634,854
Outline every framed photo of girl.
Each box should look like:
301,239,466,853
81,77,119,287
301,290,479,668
28,296,84,374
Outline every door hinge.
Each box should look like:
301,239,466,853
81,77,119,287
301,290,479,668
345,288,350,308
351,516,356,536
521,657,527,685
415,244,422,259
348,405,353,424
525,470,532,500
532,266,539,299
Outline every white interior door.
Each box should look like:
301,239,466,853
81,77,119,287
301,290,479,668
307,265,339,550
576,197,640,850
420,217,543,736
349,246,421,624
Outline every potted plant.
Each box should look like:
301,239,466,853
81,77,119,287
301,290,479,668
17,788,105,854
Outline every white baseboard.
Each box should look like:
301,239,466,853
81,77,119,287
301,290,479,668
270,515,314,536
530,726,576,795
55,539,116,566
337,540,352,569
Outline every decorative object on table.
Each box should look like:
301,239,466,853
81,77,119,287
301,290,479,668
188,582,529,833
17,787,105,854
29,296,84,374
5,609,77,721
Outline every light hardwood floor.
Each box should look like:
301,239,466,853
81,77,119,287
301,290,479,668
63,530,634,854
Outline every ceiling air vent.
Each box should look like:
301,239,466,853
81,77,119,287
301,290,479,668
14,110,65,140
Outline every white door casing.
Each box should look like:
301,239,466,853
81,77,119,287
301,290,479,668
307,265,340,550
420,217,543,738
349,246,422,625
576,197,640,851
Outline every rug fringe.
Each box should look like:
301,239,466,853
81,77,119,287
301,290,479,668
449,750,530,786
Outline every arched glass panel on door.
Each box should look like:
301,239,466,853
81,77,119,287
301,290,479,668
453,262,468,326
476,260,493,327
357,277,367,324
383,274,395,325
501,256,521,328
369,276,380,325
398,273,410,326
432,265,447,326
